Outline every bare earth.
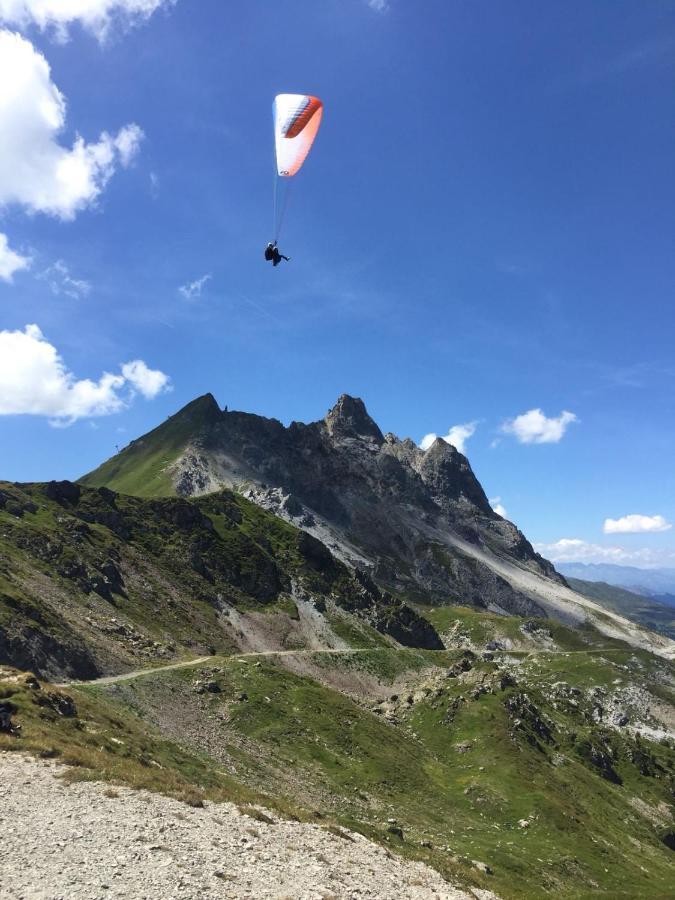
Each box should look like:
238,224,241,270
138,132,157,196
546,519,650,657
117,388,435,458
0,753,494,900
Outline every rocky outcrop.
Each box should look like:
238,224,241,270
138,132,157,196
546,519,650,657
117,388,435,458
0,622,101,682
324,394,385,443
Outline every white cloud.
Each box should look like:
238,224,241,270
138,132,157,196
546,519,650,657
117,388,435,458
178,274,211,301
490,496,508,518
367,0,389,11
0,323,170,424
603,514,672,535
501,408,577,444
420,421,477,455
0,233,30,282
38,260,91,298
0,30,143,220
0,0,175,41
121,359,170,398
534,538,674,567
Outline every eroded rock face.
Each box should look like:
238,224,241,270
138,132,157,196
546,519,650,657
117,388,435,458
0,623,101,682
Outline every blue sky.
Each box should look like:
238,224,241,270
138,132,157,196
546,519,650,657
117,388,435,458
0,0,674,567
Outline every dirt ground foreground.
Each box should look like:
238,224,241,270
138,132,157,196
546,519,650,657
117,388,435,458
0,752,496,900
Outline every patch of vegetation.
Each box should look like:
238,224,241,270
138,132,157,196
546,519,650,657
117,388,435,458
323,608,391,648
311,646,454,682
0,480,440,678
416,603,636,657
0,669,300,818
86,650,675,899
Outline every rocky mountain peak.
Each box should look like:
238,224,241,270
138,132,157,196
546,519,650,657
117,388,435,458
162,393,222,435
417,435,492,514
423,436,460,458
179,393,221,419
324,395,384,443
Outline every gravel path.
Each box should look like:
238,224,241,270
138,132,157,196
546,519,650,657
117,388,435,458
0,753,490,900
58,649,371,688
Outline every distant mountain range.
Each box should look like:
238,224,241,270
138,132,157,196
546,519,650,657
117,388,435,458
566,577,675,640
558,563,675,606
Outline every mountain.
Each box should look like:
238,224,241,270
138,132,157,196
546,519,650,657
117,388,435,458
82,394,674,657
566,578,675,640
558,563,675,604
3,399,675,898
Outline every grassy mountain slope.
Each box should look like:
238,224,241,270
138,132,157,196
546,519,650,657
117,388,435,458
0,479,439,680
3,631,674,898
2,475,675,897
568,578,675,640
80,394,221,497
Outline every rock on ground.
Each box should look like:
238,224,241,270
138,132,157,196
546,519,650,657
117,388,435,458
0,753,490,900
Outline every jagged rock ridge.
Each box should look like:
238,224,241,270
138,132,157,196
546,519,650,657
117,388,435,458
81,395,675,656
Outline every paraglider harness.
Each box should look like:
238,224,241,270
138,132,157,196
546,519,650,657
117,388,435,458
264,242,290,267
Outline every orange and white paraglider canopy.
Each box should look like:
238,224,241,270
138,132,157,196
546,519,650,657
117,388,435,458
273,94,323,177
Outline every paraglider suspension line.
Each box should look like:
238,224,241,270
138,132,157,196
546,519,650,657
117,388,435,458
273,176,293,244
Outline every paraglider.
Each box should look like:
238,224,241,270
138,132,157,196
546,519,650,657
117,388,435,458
264,241,290,266
266,93,323,265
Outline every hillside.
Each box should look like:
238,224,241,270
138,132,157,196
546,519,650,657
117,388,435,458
3,620,675,898
1,475,674,895
81,394,674,658
0,479,439,680
559,564,675,604
568,578,675,640
2,398,673,897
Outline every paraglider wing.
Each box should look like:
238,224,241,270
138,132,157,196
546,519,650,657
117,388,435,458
273,94,323,177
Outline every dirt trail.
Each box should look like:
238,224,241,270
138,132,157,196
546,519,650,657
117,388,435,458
61,644,650,690
60,648,372,688
520,647,635,659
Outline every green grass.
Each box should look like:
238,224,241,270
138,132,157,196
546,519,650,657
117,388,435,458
310,646,455,682
0,670,297,815
83,650,675,899
415,603,640,657
323,608,392,648
79,394,220,496
416,604,527,645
